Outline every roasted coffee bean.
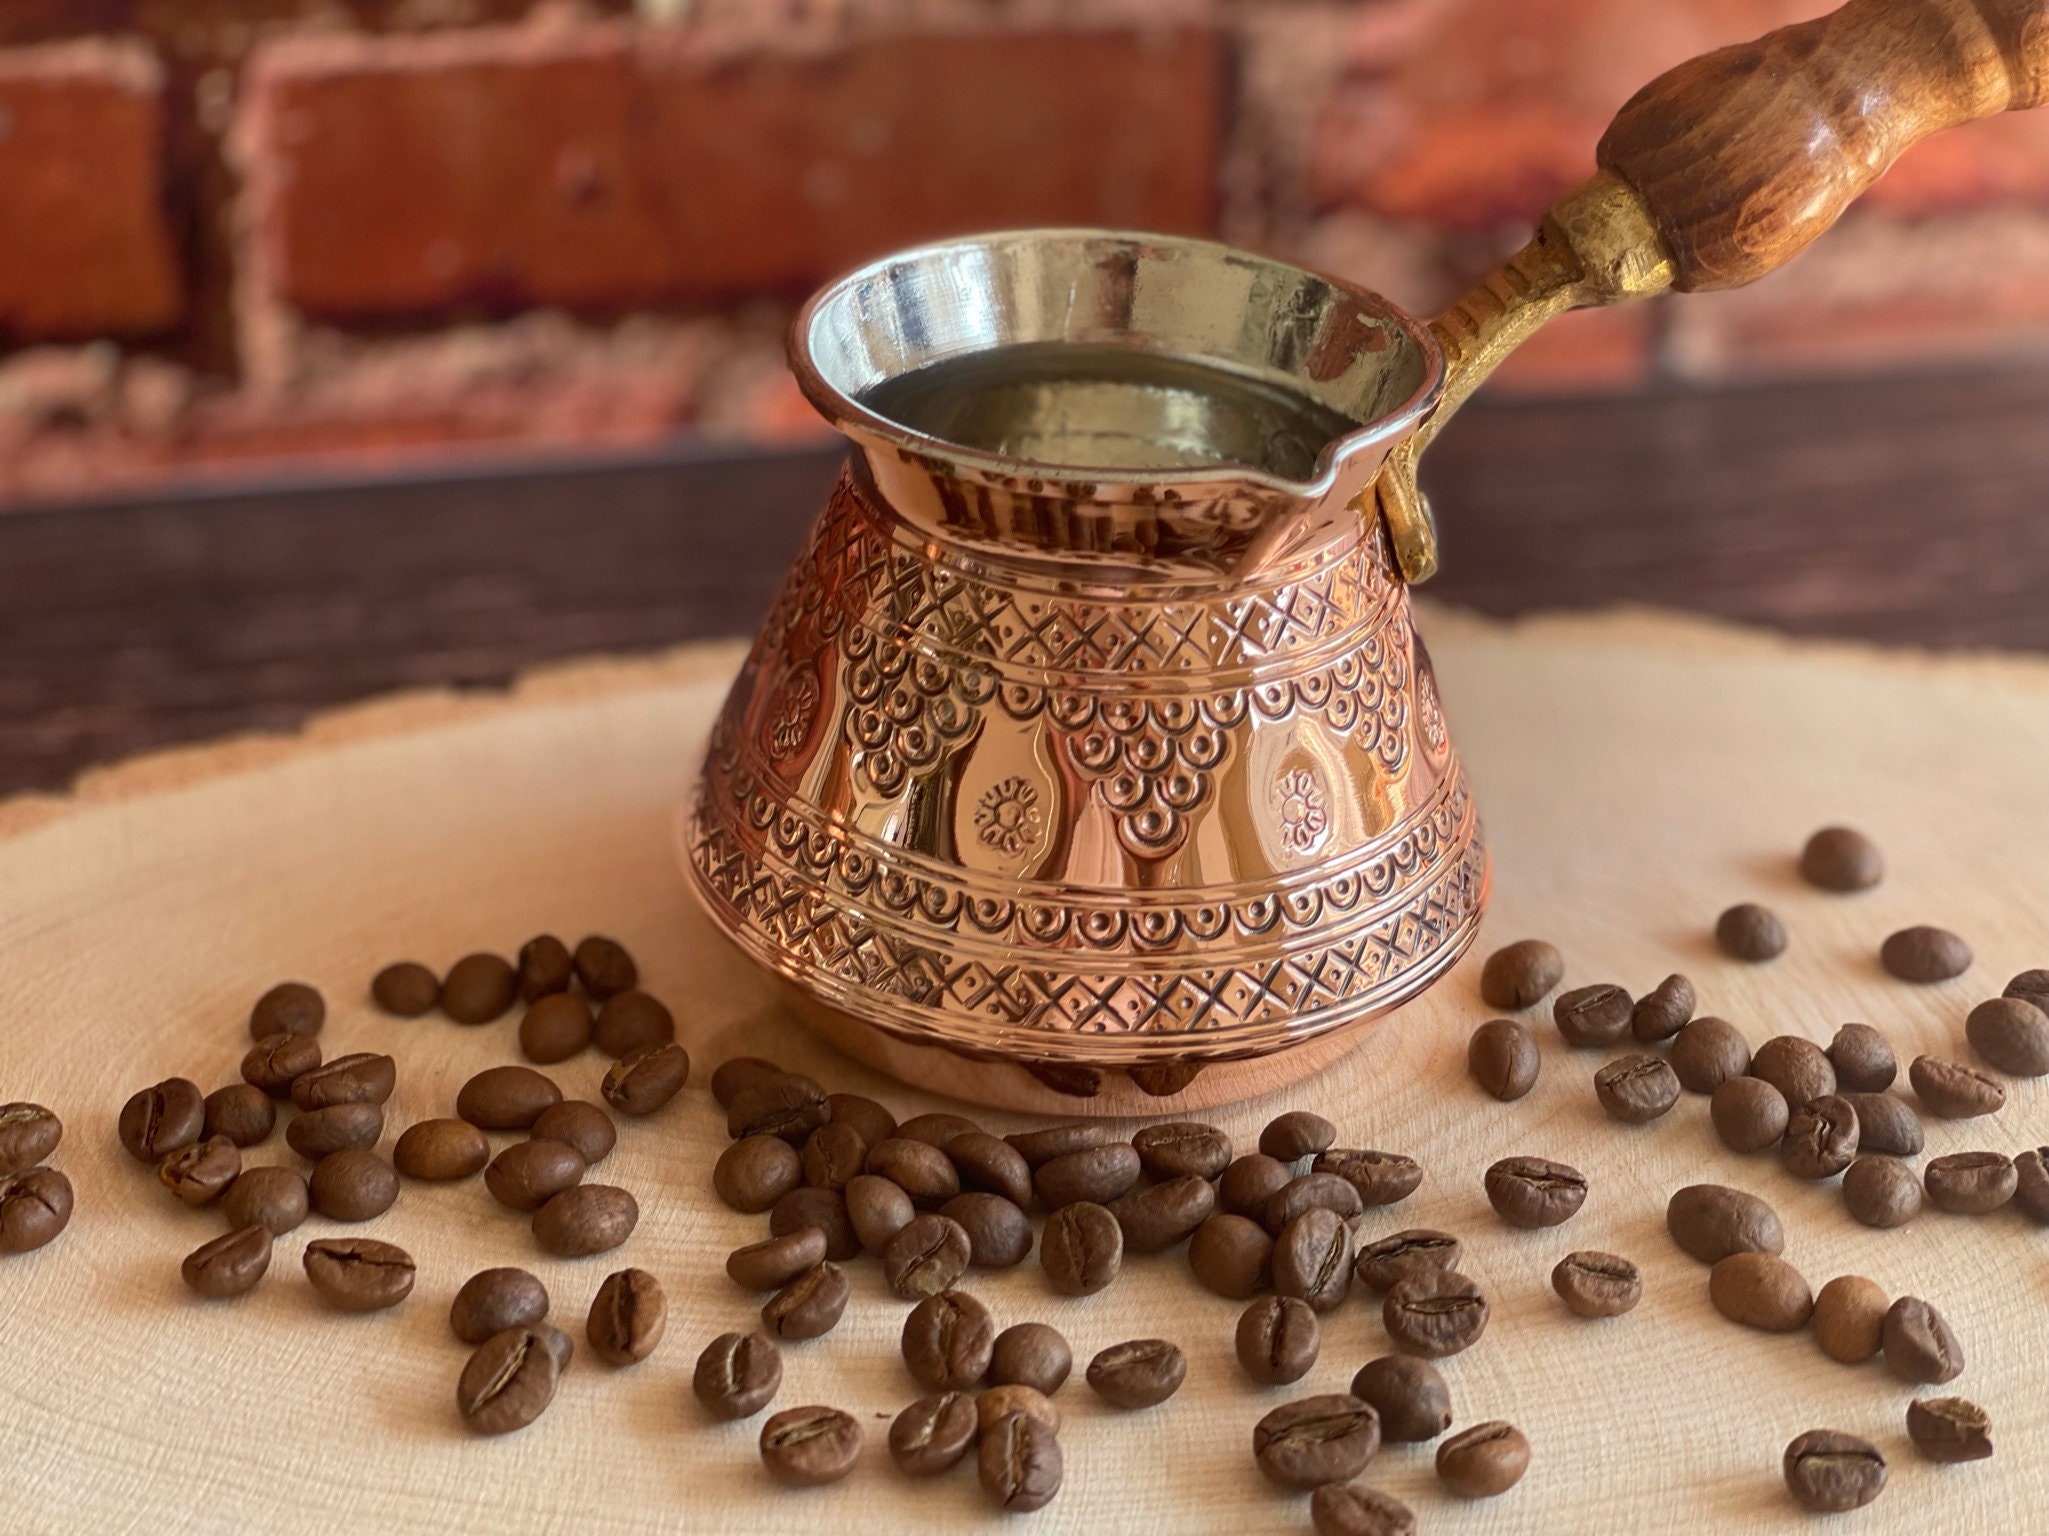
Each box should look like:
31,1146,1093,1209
1351,1355,1451,1442
118,1076,205,1163
1909,1054,2005,1119
1479,939,1563,1009
1715,903,1786,962
181,1224,272,1298
1631,973,1696,1043
1829,1022,1897,1092
846,1173,916,1253
1842,1091,1924,1157
601,1042,689,1117
1709,1252,1813,1332
1842,1155,1922,1228
241,1033,321,1099
441,953,517,1024
304,1237,415,1311
941,1192,1033,1268
2008,967,2049,1012
868,1137,961,1207
1087,1339,1185,1409
1131,1121,1231,1181
903,1288,995,1390
715,1134,801,1214
459,1326,571,1435
1217,1153,1293,1218
1253,1394,1381,1490
1040,1202,1121,1296
0,1167,72,1254
486,1139,586,1213
898,1112,982,1149
710,1057,783,1109
1130,1062,1204,1098
1354,1229,1460,1293
2016,1147,2049,1225
1484,1155,1586,1228
451,1268,550,1345
1800,825,1884,891
1188,1213,1273,1299
1882,1294,1970,1380
1033,1143,1140,1209
1781,1095,1859,1180
221,1165,308,1235
286,1102,383,1160
989,1323,1072,1395
572,935,638,1001
728,1227,828,1292
1437,1421,1530,1498
944,1131,1031,1207
1384,1268,1489,1357
1235,1296,1319,1385
728,1076,831,1146
1024,1061,1102,1099
769,1187,859,1261
593,992,674,1059
798,1123,867,1193
1467,1018,1540,1100
1966,995,2049,1077
1711,1076,1789,1153
1111,1176,1215,1254
1260,1111,1336,1163
1262,1171,1363,1234
371,961,441,1017
1317,1149,1422,1208
824,1093,895,1149
1552,1251,1642,1318
1274,1207,1353,1313
1812,1275,1888,1364
978,1384,1059,1435
1882,925,1971,983
0,1104,61,1179
1311,1484,1416,1536
1595,1053,1681,1124
587,1268,666,1365
882,1213,973,1300
1553,983,1633,1047
202,1084,275,1148
457,1066,562,1130
693,1330,781,1420
515,934,574,1003
979,1410,1061,1511
518,993,592,1064
763,1261,850,1341
1666,1184,1784,1263
1925,1150,2017,1214
309,1149,399,1221
1906,1397,1993,1464
1784,1430,1886,1513
889,1392,978,1476
393,1117,489,1180
1669,1016,1751,1092
533,1184,637,1257
158,1135,241,1207
290,1053,396,1111
250,981,325,1039
530,1100,615,1166
1750,1036,1836,1106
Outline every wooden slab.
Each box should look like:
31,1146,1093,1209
2,608,2046,1534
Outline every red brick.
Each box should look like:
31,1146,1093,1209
0,40,181,339
237,20,1227,322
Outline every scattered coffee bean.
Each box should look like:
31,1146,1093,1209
1966,996,2049,1077
1317,1148,1422,1208
979,1410,1062,1511
889,1391,979,1476
201,1084,275,1149
881,1213,972,1300
1881,926,1971,983
1669,1016,1751,1092
601,1042,689,1117
902,1288,995,1390
715,1134,801,1214
1552,1251,1641,1318
1668,1185,1786,1266
290,1053,396,1111
459,1326,571,1435
309,1149,399,1221
1784,1430,1885,1513
1131,1121,1231,1181
1842,1155,1922,1228
1384,1269,1489,1357
451,1268,551,1345
118,1077,205,1163
770,1187,859,1261
1908,1054,2005,1119
693,1330,781,1420
533,1184,637,1257
1484,1155,1586,1228
898,1112,983,1149
1041,1202,1121,1296
1260,1111,1336,1163
221,1165,308,1235
1217,1153,1293,1218
1273,1207,1352,1313
1780,1095,1859,1180
1710,1252,1813,1332
516,934,574,1002
1087,1339,1185,1409
587,1268,665,1365
1715,903,1786,961
286,1102,383,1160
1841,1091,1924,1157
486,1139,586,1213
728,1075,831,1146
2008,967,2049,1013
1188,1213,1273,1299
825,1093,896,1149
1711,1076,1789,1153
941,1192,1033,1268
728,1228,828,1293
1631,973,1696,1043
1253,1394,1381,1490
1595,1054,1681,1123
868,1137,961,1207
1351,1355,1450,1442
441,954,517,1024
763,1262,851,1341
846,1173,916,1253
1033,1143,1140,1210
572,935,638,1001
989,1323,1071,1395
530,1100,615,1166
250,981,324,1039
371,961,441,1017
1799,826,1883,891
518,993,592,1064
1354,1229,1461,1293
241,1034,321,1099
1812,1275,1888,1364
977,1384,1059,1435
1311,1483,1416,1536
1025,1062,1102,1099
1828,1022,1897,1092
710,1057,784,1109
1925,1150,2016,1214
1906,1397,1993,1464
304,1237,415,1312
1436,1420,1530,1498
1466,1019,1540,1100
1479,939,1563,1009
593,992,674,1059
1236,1296,1319,1386
181,1224,271,1298
392,1117,489,1181
2016,1147,2049,1225
1554,983,1632,1047
456,1065,562,1130
0,1104,60,1179
1750,1036,1836,1105
943,1131,1030,1206
158,1135,241,1207
0,1167,71,1255
1262,1171,1364,1235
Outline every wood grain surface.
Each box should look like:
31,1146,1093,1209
2,613,2045,1534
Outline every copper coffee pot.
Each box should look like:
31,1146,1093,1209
687,0,2049,1111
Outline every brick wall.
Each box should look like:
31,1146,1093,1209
4,0,2049,505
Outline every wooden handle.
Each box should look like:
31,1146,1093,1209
1597,0,2049,292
